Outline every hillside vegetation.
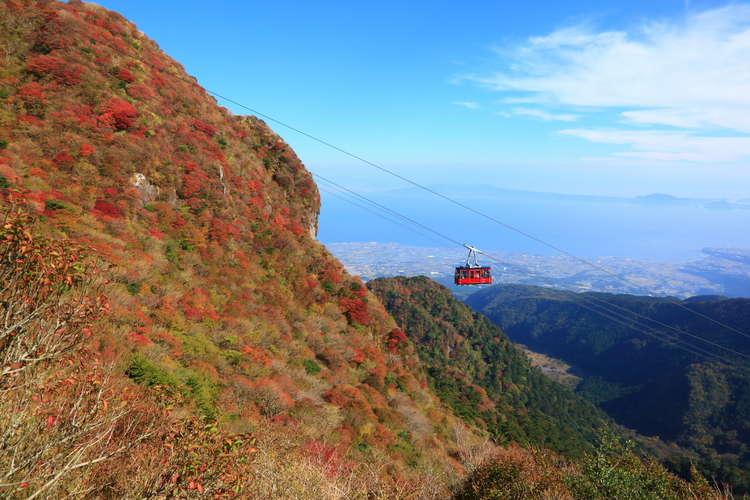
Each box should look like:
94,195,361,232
0,0,743,498
368,276,608,458
0,0,491,497
466,284,750,494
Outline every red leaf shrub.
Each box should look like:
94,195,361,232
388,329,408,354
53,65,83,86
208,217,229,245
99,97,136,130
17,115,44,126
180,162,212,200
180,288,221,322
127,83,154,100
372,423,395,447
91,199,123,219
53,151,75,169
339,297,370,326
79,143,95,156
16,82,46,107
322,388,348,408
193,119,215,138
34,9,65,51
117,68,136,83
301,439,356,477
0,164,20,186
349,348,365,364
26,54,65,75
240,345,272,366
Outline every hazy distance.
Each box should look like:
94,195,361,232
318,184,750,263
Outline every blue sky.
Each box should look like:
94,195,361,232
91,0,750,199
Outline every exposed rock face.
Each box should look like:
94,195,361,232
130,172,158,205
307,204,320,238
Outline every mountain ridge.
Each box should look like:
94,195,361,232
0,1,491,496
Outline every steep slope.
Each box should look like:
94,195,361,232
367,276,609,458
0,1,488,497
466,284,750,493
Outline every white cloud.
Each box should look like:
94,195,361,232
621,108,750,131
499,96,551,104
512,107,580,121
480,6,750,129
471,5,750,161
453,101,479,109
559,129,750,162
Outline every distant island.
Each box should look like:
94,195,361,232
386,184,746,209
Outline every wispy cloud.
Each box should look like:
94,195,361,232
482,6,750,128
559,129,750,162
472,5,750,161
453,101,479,110
512,107,580,121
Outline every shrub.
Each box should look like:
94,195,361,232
303,358,321,375
92,199,123,219
127,352,179,389
0,200,108,380
193,118,215,138
99,97,137,130
54,65,83,86
0,202,163,499
26,54,64,75
117,67,136,83
16,82,46,108
126,282,142,296
43,199,70,211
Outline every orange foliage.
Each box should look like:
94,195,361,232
322,388,348,408
150,329,184,358
180,288,220,322
240,345,272,366
372,423,396,447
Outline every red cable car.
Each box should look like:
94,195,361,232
454,244,493,286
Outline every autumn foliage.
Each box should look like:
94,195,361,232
0,0,467,496
0,198,108,381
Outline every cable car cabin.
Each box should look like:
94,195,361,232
454,244,493,286
454,266,492,285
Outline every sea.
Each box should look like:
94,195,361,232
317,187,750,263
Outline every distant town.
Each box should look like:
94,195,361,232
327,242,750,299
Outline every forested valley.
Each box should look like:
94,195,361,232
467,284,750,494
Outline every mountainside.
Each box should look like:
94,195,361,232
466,284,750,493
367,276,609,458
0,1,492,497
